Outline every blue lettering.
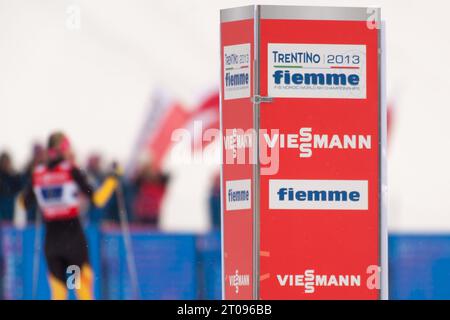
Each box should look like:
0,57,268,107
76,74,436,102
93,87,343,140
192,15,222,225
225,72,249,87
272,70,360,86
228,189,249,202
277,188,360,202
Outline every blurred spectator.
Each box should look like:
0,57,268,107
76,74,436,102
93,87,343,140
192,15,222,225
86,153,105,183
209,174,221,230
23,143,46,178
22,143,46,222
132,162,169,227
83,153,106,224
0,152,24,221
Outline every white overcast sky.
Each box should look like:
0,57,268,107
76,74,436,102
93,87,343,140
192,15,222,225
1,0,450,231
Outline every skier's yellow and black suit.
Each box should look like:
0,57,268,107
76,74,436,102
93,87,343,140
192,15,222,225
22,157,118,300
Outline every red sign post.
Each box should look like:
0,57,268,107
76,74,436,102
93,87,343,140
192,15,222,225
220,5,387,300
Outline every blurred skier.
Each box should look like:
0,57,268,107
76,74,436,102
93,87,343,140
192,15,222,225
20,132,120,300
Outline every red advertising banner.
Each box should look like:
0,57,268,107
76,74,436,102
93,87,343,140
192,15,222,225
260,16,381,300
220,5,386,300
220,10,255,300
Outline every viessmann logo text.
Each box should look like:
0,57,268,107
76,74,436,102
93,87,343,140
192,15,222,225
277,265,380,294
224,128,253,160
269,179,368,210
263,127,372,159
268,43,366,99
229,270,250,294
224,43,251,100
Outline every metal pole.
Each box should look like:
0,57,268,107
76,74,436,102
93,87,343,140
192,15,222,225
115,182,141,299
252,4,261,301
31,210,42,299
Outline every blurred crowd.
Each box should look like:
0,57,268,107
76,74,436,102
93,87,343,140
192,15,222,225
0,143,220,229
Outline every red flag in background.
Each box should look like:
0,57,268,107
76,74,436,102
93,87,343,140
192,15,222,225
188,91,220,151
196,91,220,113
148,91,219,168
127,90,219,175
148,102,191,169
126,90,189,176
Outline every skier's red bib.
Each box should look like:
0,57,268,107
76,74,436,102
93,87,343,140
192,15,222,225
33,161,79,221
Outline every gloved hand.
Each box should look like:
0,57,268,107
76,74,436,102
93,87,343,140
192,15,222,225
93,162,122,208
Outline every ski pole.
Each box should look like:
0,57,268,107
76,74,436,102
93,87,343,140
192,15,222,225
115,180,141,299
31,209,42,299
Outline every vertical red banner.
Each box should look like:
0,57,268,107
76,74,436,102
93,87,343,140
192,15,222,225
221,15,255,299
221,5,385,300
259,18,381,299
